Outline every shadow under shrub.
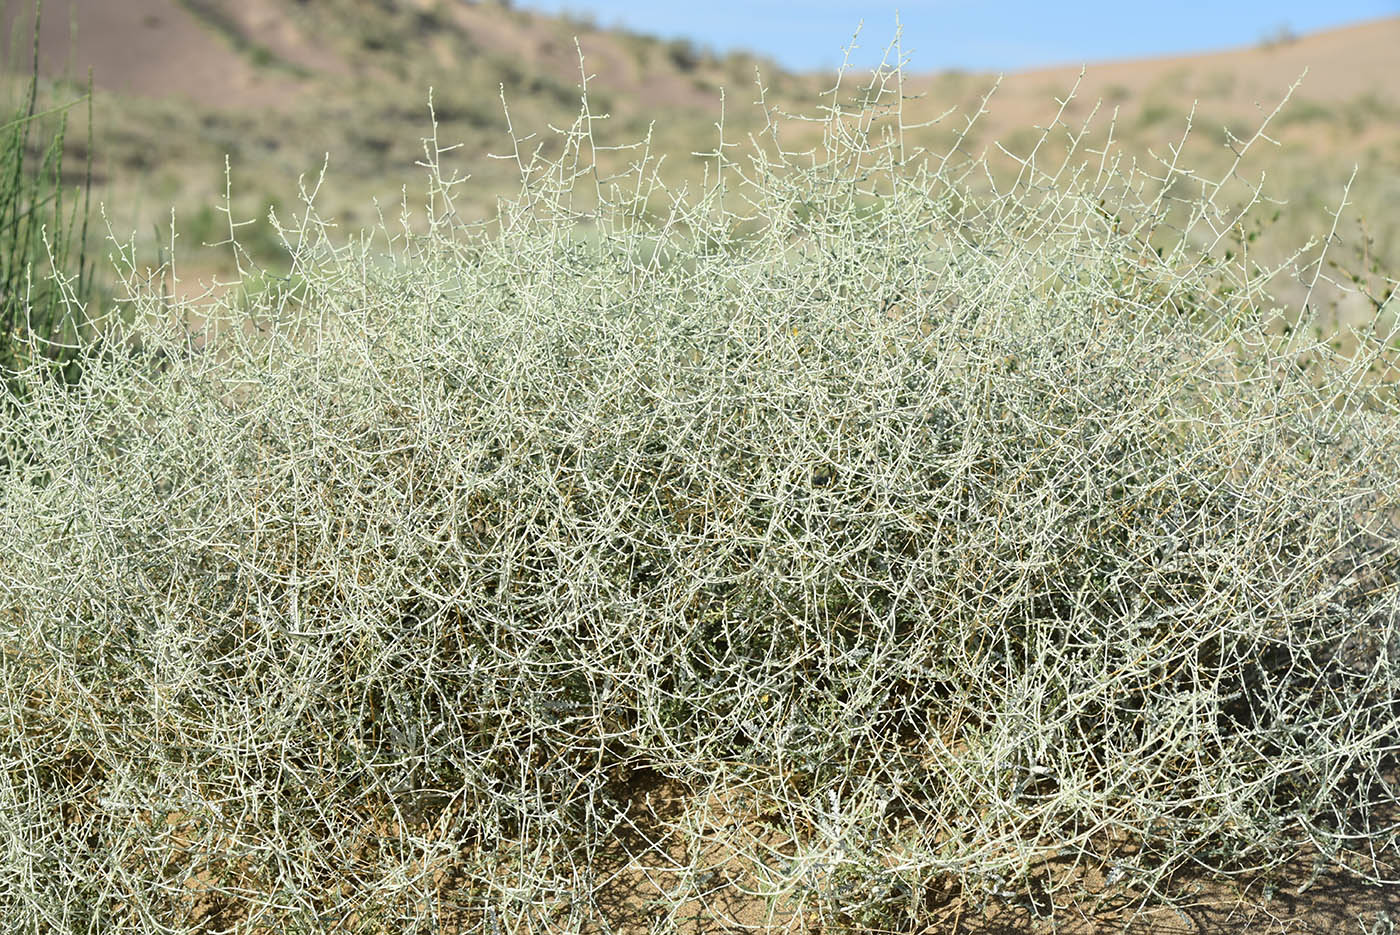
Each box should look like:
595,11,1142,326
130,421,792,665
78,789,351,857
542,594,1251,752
1,52,1399,934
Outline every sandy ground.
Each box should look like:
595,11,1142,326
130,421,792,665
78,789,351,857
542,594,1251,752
902,16,1400,154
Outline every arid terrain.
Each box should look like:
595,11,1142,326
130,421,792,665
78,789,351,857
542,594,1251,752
1,2,1395,305
2,6,1399,933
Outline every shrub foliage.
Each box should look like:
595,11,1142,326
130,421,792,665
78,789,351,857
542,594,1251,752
2,51,1398,933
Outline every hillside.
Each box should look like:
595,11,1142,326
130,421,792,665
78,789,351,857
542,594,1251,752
3,0,792,109
907,16,1399,153
0,2,1395,313
1,0,820,247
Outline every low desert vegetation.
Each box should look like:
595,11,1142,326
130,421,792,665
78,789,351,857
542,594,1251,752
1,36,1399,935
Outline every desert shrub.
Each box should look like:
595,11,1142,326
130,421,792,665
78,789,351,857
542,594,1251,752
1,52,1398,935
665,36,704,72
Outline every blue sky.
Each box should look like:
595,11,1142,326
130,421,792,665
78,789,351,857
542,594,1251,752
509,0,1400,73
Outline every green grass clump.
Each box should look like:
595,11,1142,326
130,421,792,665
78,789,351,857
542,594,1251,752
0,1,95,408
1,48,1398,934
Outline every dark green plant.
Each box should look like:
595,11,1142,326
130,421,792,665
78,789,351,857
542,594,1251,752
0,0,95,398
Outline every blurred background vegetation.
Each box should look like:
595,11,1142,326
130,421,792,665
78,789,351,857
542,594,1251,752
0,1,1394,334
0,0,92,402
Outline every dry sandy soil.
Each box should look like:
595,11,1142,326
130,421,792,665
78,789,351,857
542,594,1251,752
904,17,1400,153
